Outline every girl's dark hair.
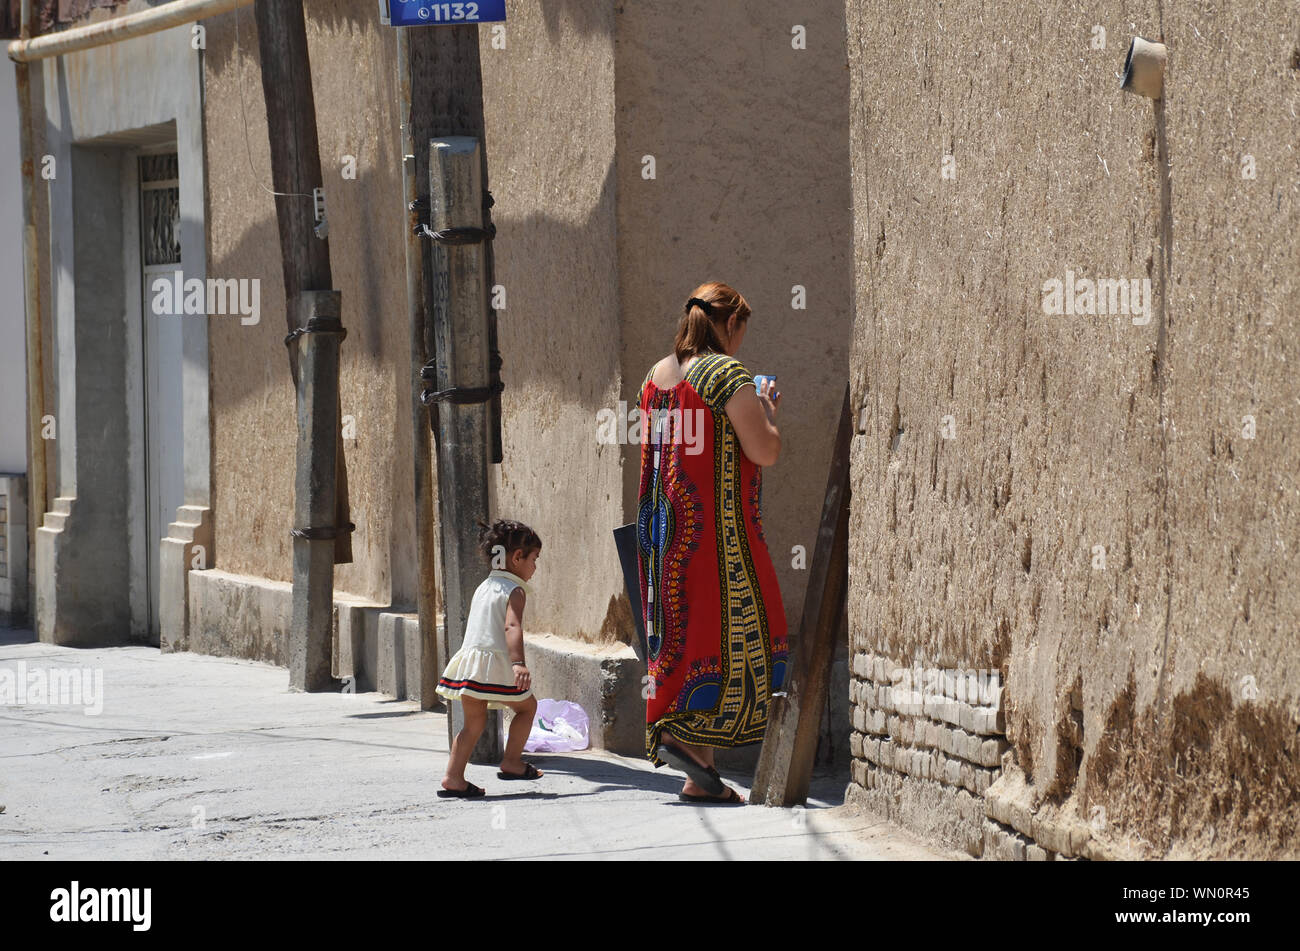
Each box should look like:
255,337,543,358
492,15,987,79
674,281,751,363
477,519,542,563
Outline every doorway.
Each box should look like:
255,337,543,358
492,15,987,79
126,147,182,644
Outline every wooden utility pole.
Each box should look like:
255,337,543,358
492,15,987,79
397,26,442,710
405,24,502,760
253,0,349,691
751,387,853,805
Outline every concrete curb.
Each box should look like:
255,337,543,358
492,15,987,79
524,632,644,756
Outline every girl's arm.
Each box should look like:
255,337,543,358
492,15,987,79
504,587,530,691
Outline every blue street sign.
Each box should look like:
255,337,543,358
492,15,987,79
381,0,507,27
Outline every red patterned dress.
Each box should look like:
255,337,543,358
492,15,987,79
637,352,788,763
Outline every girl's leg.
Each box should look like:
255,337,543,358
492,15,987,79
500,695,542,776
443,696,489,791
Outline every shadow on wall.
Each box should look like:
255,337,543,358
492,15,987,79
489,157,618,398
206,149,625,585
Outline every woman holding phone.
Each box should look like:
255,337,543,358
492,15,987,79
636,281,788,804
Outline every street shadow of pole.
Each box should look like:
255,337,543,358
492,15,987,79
522,752,686,795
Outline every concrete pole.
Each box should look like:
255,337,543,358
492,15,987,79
428,137,500,763
288,292,345,692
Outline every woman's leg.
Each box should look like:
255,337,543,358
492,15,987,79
443,696,488,791
500,695,542,776
660,732,743,801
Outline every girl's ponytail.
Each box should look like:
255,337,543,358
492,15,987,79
477,518,542,563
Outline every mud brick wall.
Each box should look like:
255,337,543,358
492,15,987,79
848,652,1010,856
844,0,1300,860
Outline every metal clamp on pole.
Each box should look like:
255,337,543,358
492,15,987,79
285,289,347,347
412,190,497,245
290,522,355,540
419,363,504,407
415,222,496,244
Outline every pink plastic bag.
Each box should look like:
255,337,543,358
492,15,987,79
524,699,590,752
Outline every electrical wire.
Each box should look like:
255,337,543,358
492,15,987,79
233,2,314,202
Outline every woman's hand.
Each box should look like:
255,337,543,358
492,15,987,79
512,663,531,691
758,378,782,423
725,382,782,467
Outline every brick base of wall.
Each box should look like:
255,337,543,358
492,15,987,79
847,650,1112,859
848,651,1008,858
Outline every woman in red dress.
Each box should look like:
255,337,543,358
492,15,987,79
637,281,788,804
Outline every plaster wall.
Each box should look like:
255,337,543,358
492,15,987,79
203,0,625,644
203,3,408,607
477,0,624,641
0,59,26,476
614,1,855,643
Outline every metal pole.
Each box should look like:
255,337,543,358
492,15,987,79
16,0,45,629
397,26,442,709
427,136,500,763
7,0,254,62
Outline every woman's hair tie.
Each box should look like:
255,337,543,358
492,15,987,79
686,297,713,316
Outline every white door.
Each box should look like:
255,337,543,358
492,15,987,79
136,151,181,643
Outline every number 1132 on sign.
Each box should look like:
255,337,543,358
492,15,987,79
380,0,507,27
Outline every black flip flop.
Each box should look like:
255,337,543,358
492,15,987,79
678,787,745,805
437,782,486,799
655,742,726,797
497,763,543,781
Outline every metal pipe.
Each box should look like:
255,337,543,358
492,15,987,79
8,0,253,63
17,0,45,627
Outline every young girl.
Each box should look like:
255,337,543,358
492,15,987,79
436,519,545,798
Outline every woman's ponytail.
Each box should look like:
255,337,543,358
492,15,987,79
673,282,750,363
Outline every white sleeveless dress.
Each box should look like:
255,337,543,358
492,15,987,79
436,569,534,710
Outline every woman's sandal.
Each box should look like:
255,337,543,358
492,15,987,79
678,787,745,805
655,741,726,797
496,762,542,781
437,781,486,799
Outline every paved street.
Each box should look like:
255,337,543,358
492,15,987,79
0,626,957,861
